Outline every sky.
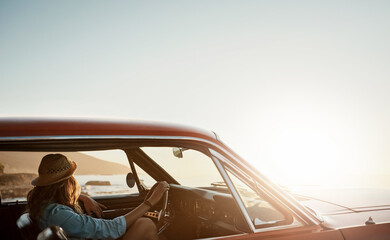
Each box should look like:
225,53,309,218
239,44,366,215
1,1,389,188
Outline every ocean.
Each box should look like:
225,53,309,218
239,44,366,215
3,174,149,202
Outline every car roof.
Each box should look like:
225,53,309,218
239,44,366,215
0,117,218,143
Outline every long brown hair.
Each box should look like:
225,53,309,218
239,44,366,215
27,176,83,220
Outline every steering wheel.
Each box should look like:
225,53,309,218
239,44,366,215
157,190,170,235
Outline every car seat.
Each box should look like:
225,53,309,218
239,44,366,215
16,213,67,240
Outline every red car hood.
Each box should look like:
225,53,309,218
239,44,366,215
290,187,390,228
291,187,390,214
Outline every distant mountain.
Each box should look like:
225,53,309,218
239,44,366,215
0,151,131,175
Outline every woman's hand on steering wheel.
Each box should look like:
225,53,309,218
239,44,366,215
144,181,170,206
144,181,170,234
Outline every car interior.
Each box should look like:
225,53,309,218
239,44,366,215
0,139,292,240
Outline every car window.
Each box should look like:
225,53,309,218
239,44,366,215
133,162,157,189
0,150,134,202
75,150,134,197
226,169,286,228
140,147,224,188
0,151,37,203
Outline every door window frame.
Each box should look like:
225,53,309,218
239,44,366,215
210,152,256,233
209,148,303,233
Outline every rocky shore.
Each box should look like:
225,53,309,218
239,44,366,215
0,173,37,200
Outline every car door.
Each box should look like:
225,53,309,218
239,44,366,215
209,148,345,240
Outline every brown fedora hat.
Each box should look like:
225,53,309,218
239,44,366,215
32,154,77,186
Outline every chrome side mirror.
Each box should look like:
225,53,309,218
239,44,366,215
126,172,136,188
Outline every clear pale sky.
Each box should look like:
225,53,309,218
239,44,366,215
1,1,389,188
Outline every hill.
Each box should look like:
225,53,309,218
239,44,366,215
0,151,131,175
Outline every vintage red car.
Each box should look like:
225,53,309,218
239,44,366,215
0,118,389,240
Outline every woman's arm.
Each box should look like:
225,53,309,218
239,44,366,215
42,203,126,239
78,194,107,218
123,181,169,228
43,182,168,239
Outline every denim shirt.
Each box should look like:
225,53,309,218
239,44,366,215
38,203,126,240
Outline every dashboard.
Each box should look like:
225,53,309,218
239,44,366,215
167,184,249,238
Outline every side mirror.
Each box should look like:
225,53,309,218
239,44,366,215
126,173,136,188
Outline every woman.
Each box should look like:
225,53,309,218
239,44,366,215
27,153,169,240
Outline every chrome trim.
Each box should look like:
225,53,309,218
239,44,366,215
221,163,304,233
0,135,195,141
253,219,302,233
211,155,256,233
199,233,248,240
304,205,324,222
211,150,303,231
213,153,283,212
0,134,320,224
212,131,221,142
209,149,320,225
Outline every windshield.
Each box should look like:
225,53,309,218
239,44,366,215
140,147,224,188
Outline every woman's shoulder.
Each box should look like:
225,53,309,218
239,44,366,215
39,203,77,231
44,203,74,215
41,203,80,228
